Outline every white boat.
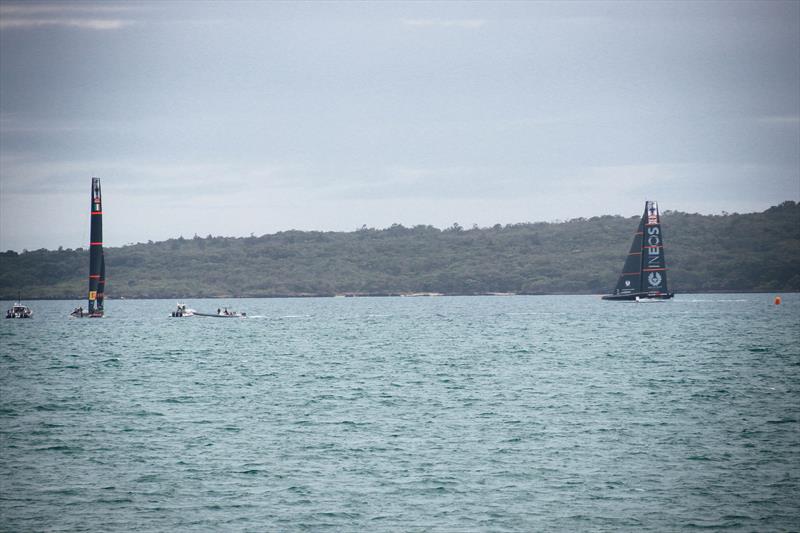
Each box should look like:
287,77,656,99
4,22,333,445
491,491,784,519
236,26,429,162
171,304,246,318
170,303,196,317
193,307,246,318
5,302,33,319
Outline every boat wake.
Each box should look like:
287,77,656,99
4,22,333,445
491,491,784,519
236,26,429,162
681,299,749,303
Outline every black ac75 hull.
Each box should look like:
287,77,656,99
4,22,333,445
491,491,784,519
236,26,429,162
602,292,674,301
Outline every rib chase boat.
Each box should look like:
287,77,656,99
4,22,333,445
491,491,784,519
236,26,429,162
170,303,246,318
71,178,106,318
603,201,674,301
193,307,246,318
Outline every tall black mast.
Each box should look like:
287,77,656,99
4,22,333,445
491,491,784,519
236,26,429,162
88,178,103,316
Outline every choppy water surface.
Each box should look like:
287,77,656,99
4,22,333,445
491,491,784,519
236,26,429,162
1,295,798,531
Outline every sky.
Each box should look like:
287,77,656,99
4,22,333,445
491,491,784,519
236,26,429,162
1,0,798,251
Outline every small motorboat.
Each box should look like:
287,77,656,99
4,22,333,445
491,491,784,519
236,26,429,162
5,302,33,319
170,303,196,317
193,307,246,318
70,306,102,318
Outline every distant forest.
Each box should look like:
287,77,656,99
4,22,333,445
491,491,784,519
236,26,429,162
1,201,798,299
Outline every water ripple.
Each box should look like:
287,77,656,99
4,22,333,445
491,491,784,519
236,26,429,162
1,294,798,531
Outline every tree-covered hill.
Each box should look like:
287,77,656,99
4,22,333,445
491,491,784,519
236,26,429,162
1,201,798,299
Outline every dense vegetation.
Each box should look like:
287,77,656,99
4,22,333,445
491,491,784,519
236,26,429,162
1,201,798,299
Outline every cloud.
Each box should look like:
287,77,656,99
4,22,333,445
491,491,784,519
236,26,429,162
758,115,800,125
402,19,486,29
0,17,131,30
0,2,133,30
0,152,310,207
0,3,133,15
329,165,508,200
0,113,111,134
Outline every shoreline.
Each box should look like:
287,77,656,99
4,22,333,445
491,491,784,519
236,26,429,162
3,290,796,301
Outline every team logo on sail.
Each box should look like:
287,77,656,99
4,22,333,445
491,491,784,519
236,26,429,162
648,272,662,287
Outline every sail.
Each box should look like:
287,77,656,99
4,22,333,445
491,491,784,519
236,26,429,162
88,178,104,316
642,201,668,294
612,210,645,296
605,200,672,300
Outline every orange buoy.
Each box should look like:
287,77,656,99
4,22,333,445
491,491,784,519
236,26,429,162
774,296,782,305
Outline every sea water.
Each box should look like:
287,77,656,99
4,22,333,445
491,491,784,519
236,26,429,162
1,294,798,531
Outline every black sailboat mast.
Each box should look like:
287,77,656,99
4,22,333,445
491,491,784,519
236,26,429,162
97,253,105,313
88,178,103,316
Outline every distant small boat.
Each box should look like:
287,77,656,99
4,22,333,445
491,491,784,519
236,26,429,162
603,201,674,301
193,307,246,318
169,303,245,318
170,303,196,317
72,177,106,318
5,301,32,319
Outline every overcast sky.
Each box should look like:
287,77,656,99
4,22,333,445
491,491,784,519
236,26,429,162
1,0,798,251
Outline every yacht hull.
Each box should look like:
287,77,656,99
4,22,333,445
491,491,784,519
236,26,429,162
601,292,674,301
